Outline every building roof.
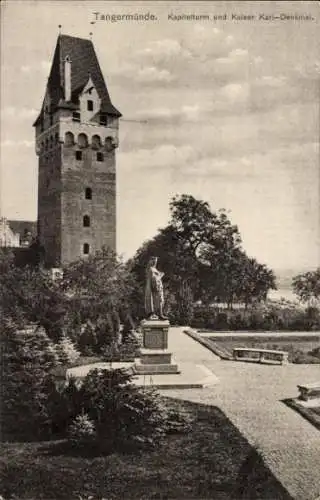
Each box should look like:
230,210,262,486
34,34,121,125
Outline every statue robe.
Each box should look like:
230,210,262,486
145,265,164,317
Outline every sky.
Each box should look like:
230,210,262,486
1,0,319,271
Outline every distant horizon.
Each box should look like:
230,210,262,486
2,212,318,275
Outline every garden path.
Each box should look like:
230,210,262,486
161,327,320,500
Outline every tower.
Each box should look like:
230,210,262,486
33,34,121,267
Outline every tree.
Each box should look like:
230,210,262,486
292,268,320,304
0,249,68,340
2,318,59,440
130,194,276,317
61,248,136,350
169,194,242,257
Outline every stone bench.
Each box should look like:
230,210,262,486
297,382,320,401
233,347,289,365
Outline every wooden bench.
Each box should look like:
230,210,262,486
233,347,289,365
297,382,320,401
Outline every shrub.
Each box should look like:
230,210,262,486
101,334,140,362
67,413,96,447
2,319,59,440
167,283,195,325
56,336,81,365
49,368,192,452
190,302,320,331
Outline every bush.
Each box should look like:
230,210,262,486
101,333,140,362
2,319,59,440
167,284,195,325
56,336,81,365
67,413,97,447
49,368,191,452
190,302,320,331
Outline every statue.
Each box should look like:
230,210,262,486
144,256,167,320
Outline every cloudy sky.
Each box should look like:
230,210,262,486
1,1,319,271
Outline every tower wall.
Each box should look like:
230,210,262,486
37,128,62,267
61,134,116,264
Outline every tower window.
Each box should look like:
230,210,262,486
83,243,90,254
75,151,82,161
87,100,94,111
97,152,104,162
85,187,92,200
100,115,108,126
83,215,90,227
50,115,53,126
72,112,81,122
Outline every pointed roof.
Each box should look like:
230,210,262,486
34,34,121,125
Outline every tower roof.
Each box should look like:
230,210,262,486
34,34,121,125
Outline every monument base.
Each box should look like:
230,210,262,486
134,319,180,375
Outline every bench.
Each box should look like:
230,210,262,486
233,347,289,365
297,382,320,401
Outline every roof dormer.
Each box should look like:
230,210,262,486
79,75,101,122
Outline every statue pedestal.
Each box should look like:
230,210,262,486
134,319,180,375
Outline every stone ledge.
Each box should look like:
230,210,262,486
134,359,180,375
139,351,173,365
141,319,170,327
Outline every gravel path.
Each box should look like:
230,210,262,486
161,327,320,500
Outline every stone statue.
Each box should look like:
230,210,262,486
144,256,167,320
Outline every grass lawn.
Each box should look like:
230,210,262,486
283,398,320,431
0,398,292,500
206,337,320,363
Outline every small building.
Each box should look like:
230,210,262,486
0,218,37,248
0,217,20,247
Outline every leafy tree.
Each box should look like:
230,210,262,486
61,248,136,350
0,247,137,352
169,194,241,256
130,194,276,318
0,249,67,341
292,268,320,304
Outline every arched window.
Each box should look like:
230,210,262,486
85,187,92,200
45,138,49,150
50,135,54,148
64,131,74,147
83,215,90,227
83,243,90,254
91,134,101,149
78,133,88,148
105,137,114,152
55,132,59,144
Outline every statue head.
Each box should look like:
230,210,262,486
148,256,158,267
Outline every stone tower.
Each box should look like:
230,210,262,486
33,34,121,267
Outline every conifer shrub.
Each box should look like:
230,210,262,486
48,368,192,452
56,336,81,365
2,319,59,440
67,413,97,447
